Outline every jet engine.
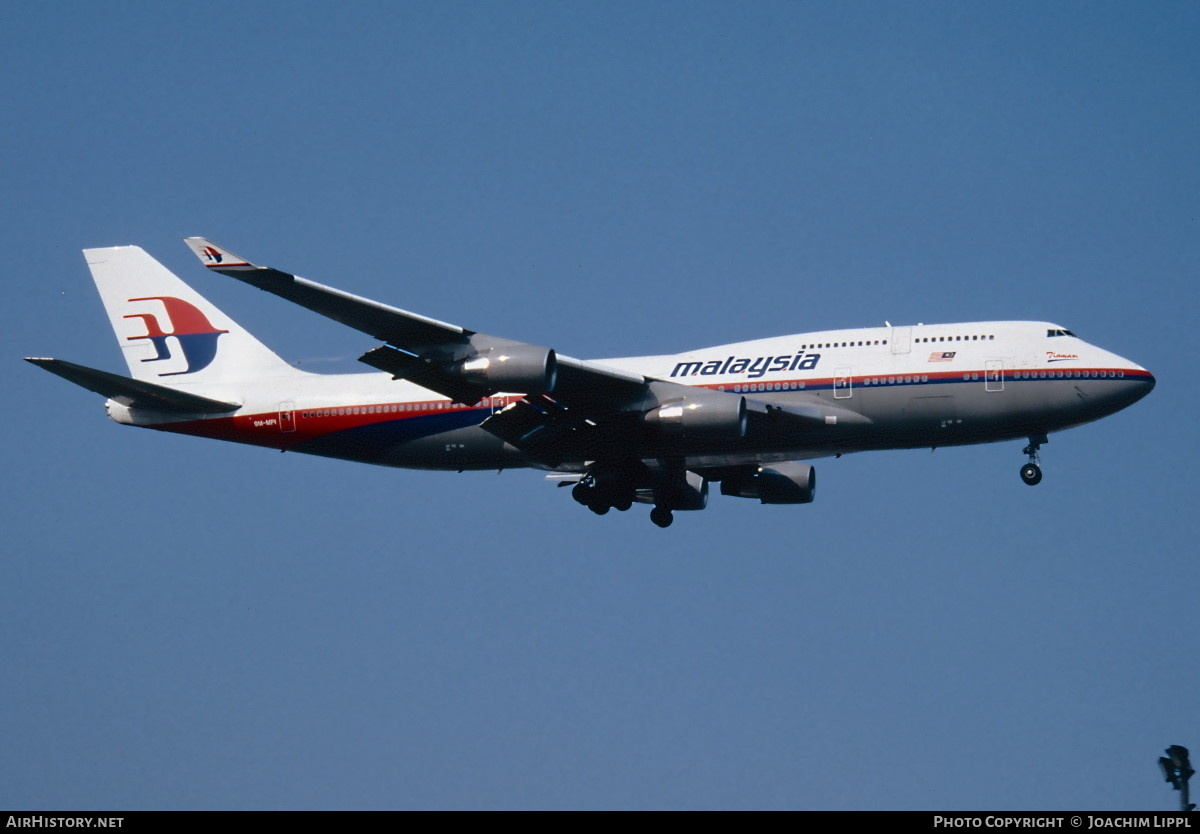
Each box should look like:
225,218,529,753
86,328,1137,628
658,470,709,511
454,345,557,394
643,392,747,439
720,462,816,504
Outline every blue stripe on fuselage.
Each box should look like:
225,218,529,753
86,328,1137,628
293,409,487,462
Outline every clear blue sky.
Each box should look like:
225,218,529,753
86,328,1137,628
4,0,1197,810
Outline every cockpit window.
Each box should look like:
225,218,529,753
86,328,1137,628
1047,329,1077,337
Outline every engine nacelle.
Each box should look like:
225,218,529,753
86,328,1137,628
720,462,816,504
455,345,557,394
660,470,709,511
644,392,747,439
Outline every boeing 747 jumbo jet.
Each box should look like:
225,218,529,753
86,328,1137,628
26,240,1155,527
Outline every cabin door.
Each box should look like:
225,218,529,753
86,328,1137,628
984,361,1004,392
833,366,853,399
278,401,296,432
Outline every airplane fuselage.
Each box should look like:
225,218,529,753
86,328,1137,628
109,320,1153,473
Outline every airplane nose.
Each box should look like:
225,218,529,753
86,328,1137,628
1126,357,1154,384
1115,364,1155,409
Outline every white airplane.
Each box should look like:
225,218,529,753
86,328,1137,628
27,240,1155,527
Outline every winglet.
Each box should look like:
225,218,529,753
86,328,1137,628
183,237,255,270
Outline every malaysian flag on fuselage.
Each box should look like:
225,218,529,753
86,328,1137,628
929,351,956,362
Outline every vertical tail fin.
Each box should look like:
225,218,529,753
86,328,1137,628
84,246,302,385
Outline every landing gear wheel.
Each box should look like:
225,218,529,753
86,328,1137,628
613,497,633,512
1020,434,1046,485
572,482,591,505
1020,462,1042,486
649,506,674,528
589,502,611,515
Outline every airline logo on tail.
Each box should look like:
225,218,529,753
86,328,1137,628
123,296,228,376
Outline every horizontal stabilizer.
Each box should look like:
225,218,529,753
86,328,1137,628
25,358,240,414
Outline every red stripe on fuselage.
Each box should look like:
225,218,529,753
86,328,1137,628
153,396,517,449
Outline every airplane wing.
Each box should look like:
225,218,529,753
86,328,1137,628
25,357,240,413
182,238,868,465
184,238,661,464
183,238,647,408
184,238,471,348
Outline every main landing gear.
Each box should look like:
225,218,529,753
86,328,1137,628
569,466,684,528
571,477,634,516
1020,434,1047,486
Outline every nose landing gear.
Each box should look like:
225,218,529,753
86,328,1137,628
1020,434,1047,485
1020,462,1042,486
